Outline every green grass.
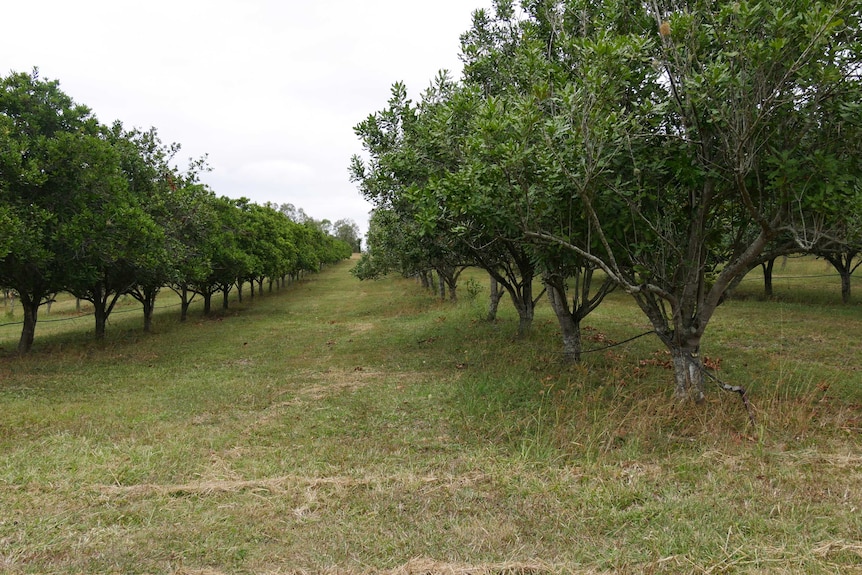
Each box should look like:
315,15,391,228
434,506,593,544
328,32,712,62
0,259,860,574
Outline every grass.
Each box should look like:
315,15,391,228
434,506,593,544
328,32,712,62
0,258,860,574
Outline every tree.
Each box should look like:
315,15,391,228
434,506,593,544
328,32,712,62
420,78,545,319
108,124,186,331
238,202,296,298
352,207,433,281
526,0,861,400
191,196,252,314
793,79,862,303
59,129,161,340
450,4,617,348
260,204,299,291
0,69,104,352
333,218,362,253
163,183,219,321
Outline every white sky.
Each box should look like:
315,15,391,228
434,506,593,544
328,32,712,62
1,1,492,236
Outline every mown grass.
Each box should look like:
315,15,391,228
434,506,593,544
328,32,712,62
0,258,860,574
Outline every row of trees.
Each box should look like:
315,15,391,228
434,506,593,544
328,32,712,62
1,70,353,354
351,0,862,403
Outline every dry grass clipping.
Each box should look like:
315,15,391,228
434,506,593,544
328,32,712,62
171,558,576,575
97,471,490,499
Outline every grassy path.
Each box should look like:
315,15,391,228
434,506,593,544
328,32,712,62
1,260,861,574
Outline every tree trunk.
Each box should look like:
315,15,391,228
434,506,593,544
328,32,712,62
761,257,775,298
489,266,537,337
515,302,534,336
513,279,535,337
418,271,430,290
203,292,212,315
840,270,851,304
669,345,706,403
129,287,160,333
142,299,154,332
180,286,191,322
17,297,39,354
633,291,708,404
509,291,535,337
93,297,107,340
546,280,582,363
222,289,230,310
824,252,856,304
438,273,446,300
258,279,264,296
237,281,244,303
487,275,504,322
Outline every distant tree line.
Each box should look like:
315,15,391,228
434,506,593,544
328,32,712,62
0,69,354,354
351,0,862,403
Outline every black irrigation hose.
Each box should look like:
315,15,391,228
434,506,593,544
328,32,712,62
689,351,757,427
580,330,756,424
579,330,655,354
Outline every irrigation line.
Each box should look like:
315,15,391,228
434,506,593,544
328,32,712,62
0,301,183,329
737,273,846,282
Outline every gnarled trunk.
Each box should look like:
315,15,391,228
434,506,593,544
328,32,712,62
487,275,504,322
510,283,536,337
822,251,858,304
669,344,706,403
546,280,582,363
489,268,539,337
434,265,462,302
634,289,710,404
129,286,159,333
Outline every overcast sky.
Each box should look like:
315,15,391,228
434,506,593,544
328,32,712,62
1,1,492,236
